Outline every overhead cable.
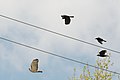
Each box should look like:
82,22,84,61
0,14,120,54
0,36,120,75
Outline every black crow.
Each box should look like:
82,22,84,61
29,59,43,73
61,15,74,25
97,50,108,57
95,37,106,44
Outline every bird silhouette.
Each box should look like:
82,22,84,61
97,50,108,57
95,37,106,44
29,59,43,73
61,15,74,25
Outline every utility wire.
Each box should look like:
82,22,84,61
0,14,120,54
0,36,120,75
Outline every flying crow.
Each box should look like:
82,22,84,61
61,15,74,25
95,37,106,44
97,50,108,57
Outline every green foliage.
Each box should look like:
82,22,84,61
69,53,113,80
78,65,93,80
94,56,113,80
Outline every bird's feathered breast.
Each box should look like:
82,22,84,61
30,59,39,72
64,17,70,24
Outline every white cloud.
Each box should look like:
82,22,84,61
0,0,120,80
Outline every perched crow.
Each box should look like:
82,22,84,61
61,15,74,25
95,37,106,44
29,59,43,73
97,50,108,57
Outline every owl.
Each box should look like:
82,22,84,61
29,59,43,73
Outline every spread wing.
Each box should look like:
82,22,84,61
98,40,103,44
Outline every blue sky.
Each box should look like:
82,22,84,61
0,0,120,80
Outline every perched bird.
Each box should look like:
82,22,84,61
29,59,43,73
97,50,108,57
61,15,74,25
95,37,106,44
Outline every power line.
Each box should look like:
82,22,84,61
0,36,120,75
0,14,120,54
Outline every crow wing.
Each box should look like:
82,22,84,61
98,40,103,44
99,50,106,55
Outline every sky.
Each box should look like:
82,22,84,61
0,0,120,80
